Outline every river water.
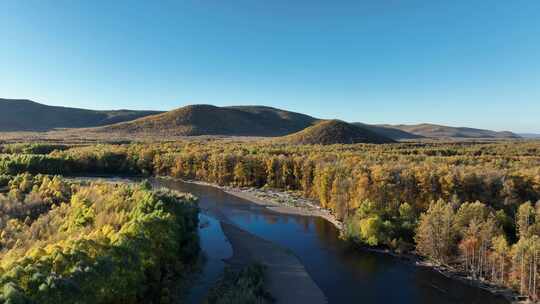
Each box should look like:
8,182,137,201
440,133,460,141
154,179,508,304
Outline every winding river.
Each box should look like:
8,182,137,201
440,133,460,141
151,178,509,304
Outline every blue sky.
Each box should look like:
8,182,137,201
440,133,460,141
1,0,539,132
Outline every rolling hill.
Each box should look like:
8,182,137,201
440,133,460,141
99,104,318,136
379,123,520,139
0,99,161,131
353,123,423,140
277,120,394,145
0,98,525,141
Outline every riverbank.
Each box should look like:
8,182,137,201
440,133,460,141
169,178,343,230
225,187,343,230
158,177,521,304
419,262,524,303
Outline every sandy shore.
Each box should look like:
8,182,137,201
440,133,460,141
220,222,327,304
224,187,343,230
182,179,343,230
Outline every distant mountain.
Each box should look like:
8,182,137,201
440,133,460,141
0,98,161,131
379,123,520,139
1,98,523,141
277,120,394,145
519,133,540,139
353,123,423,140
99,104,318,136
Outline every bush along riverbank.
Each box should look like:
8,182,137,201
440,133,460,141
0,174,200,304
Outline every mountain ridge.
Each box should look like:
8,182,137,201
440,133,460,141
518,133,540,139
0,99,526,140
0,98,161,131
378,123,520,139
354,123,424,140
98,104,318,137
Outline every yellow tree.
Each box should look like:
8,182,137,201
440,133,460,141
492,234,509,285
415,199,457,265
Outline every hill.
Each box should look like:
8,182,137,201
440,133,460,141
518,133,540,139
380,123,520,139
99,104,318,136
353,123,423,140
277,120,394,145
0,98,160,131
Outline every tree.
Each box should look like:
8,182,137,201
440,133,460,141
359,215,384,246
517,202,535,239
492,234,509,284
512,203,540,300
454,201,489,232
415,199,456,264
345,200,390,246
330,167,351,220
233,162,249,187
397,202,417,242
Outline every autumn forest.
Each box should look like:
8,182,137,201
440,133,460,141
0,140,539,302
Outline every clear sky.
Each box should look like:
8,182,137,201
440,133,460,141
1,1,539,133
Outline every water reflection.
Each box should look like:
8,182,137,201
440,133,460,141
156,179,507,304
185,214,232,304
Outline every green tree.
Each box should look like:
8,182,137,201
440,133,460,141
358,216,384,246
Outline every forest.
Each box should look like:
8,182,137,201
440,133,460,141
0,173,199,303
0,140,540,301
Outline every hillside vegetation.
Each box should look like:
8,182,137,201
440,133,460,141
0,99,160,131
99,104,318,137
382,123,520,139
278,120,394,144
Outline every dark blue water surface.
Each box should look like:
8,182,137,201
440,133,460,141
185,213,232,304
156,179,508,304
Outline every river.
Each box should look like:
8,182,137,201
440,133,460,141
152,178,509,304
